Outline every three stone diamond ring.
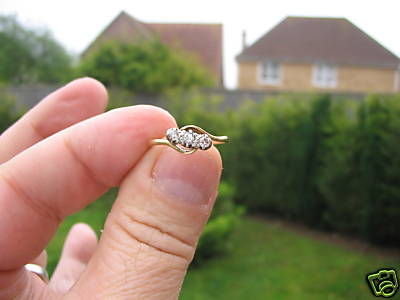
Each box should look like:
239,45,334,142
152,125,228,154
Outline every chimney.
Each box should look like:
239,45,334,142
242,30,247,50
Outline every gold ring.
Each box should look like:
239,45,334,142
152,125,228,154
25,263,49,283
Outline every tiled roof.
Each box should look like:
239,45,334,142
237,17,400,68
146,23,223,84
82,12,153,55
83,12,223,84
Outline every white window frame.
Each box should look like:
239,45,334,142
258,61,282,85
312,63,337,88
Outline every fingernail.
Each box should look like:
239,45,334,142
153,148,220,205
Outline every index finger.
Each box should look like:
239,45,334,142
0,78,108,163
0,105,176,270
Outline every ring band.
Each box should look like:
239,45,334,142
25,263,49,283
152,125,228,154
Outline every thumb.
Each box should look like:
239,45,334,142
68,145,222,299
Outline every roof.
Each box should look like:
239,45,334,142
237,17,400,69
145,23,223,84
83,12,223,84
82,12,153,54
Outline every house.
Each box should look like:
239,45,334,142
83,11,223,86
236,17,400,93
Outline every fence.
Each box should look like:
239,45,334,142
1,85,368,112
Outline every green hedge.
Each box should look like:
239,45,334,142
317,95,400,245
169,91,400,247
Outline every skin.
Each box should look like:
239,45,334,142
0,78,222,299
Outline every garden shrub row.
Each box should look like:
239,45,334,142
169,91,400,247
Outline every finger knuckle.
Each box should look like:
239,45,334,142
110,210,195,264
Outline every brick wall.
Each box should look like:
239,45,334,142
338,66,396,93
238,62,398,93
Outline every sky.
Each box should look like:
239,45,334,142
2,0,400,89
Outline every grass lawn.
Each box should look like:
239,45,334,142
47,192,400,299
47,189,117,274
181,217,400,300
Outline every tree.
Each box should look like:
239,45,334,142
0,93,20,134
0,15,73,84
78,40,213,94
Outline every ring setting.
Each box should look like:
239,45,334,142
152,125,228,154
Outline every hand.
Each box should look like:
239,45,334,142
0,78,222,299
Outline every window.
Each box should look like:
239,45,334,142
259,61,282,85
313,63,337,88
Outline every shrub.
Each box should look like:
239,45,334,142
318,94,400,245
78,40,213,94
0,92,19,133
227,93,400,246
228,94,331,226
193,182,244,265
0,15,73,84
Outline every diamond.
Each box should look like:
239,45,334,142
166,128,180,144
192,133,201,148
180,129,195,148
198,134,212,150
